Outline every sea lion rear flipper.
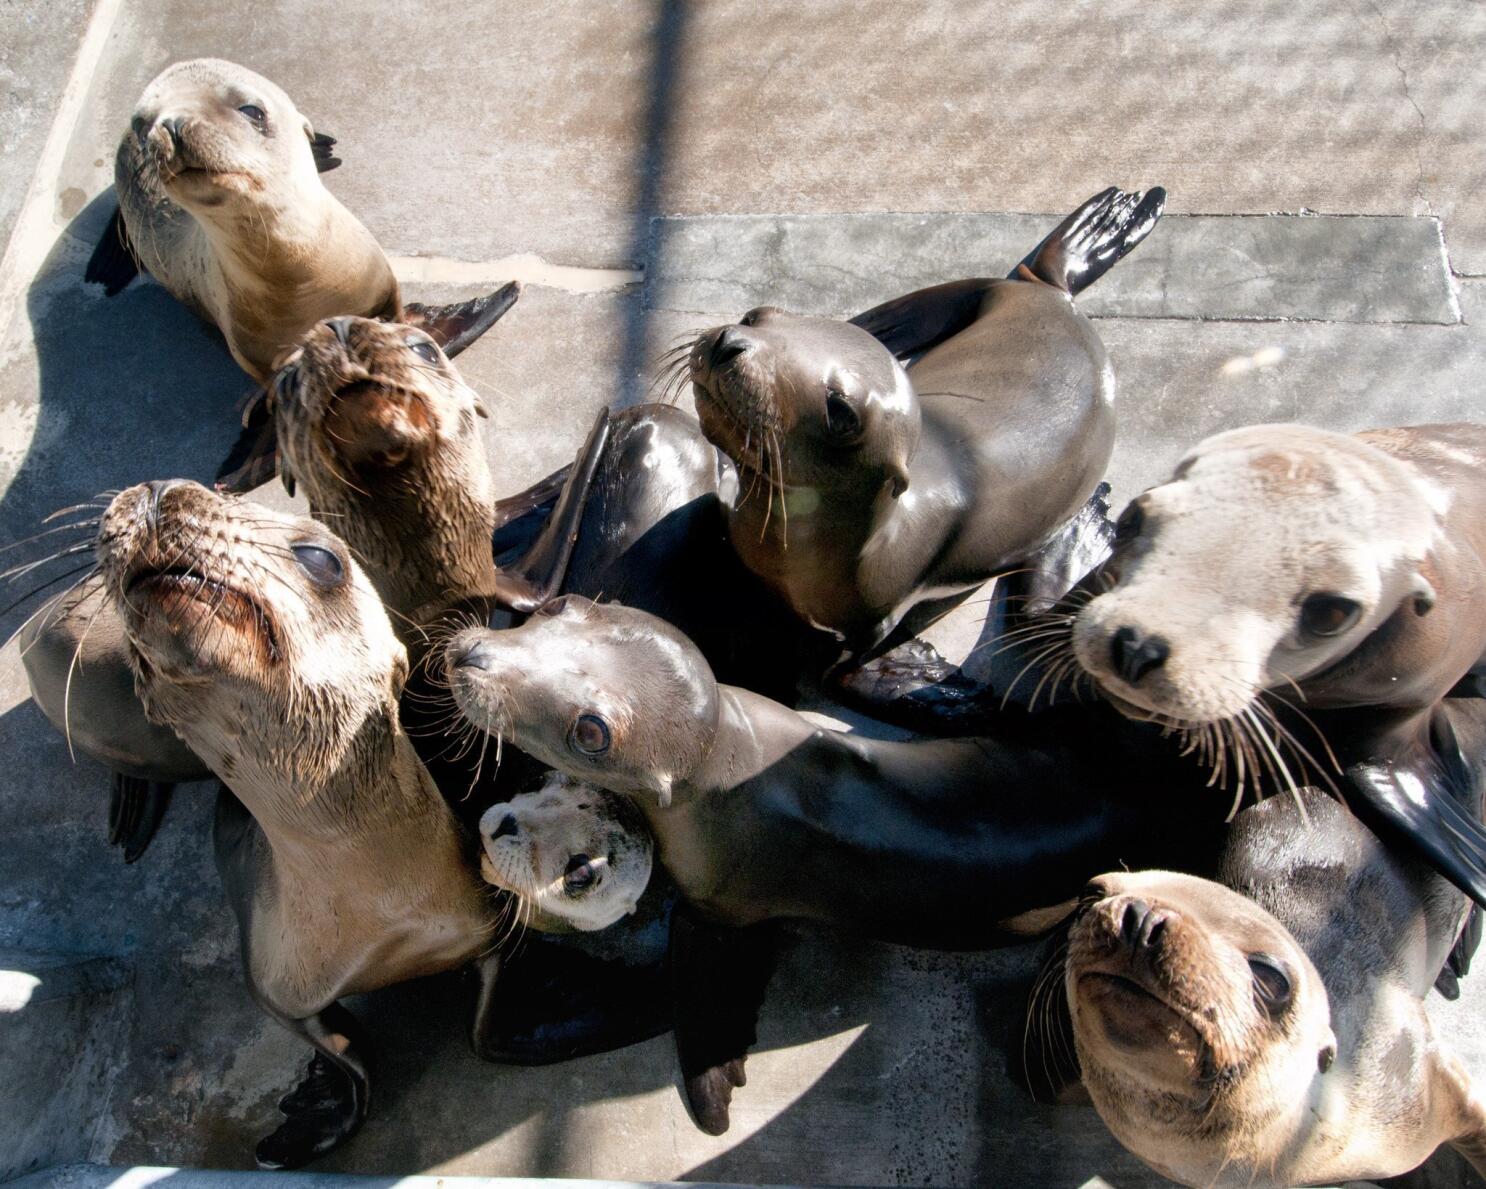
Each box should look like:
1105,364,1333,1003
1346,759,1486,909
107,774,174,863
214,391,279,494
1014,185,1167,297
308,129,341,173
849,278,997,362
255,1002,371,1170
492,408,610,614
403,280,522,360
670,913,781,1135
83,206,142,296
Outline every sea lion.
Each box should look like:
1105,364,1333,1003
1054,422,1486,905
477,773,654,933
1051,758,1486,1186
91,479,500,1169
85,58,521,486
442,594,1229,1133
682,185,1164,658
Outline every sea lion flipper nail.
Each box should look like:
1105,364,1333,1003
83,205,142,296
1013,185,1167,297
492,407,610,614
1345,759,1486,908
670,913,781,1136
402,279,522,360
107,773,174,863
307,129,341,173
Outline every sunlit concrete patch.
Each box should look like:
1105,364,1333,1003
390,254,642,295
647,213,1461,325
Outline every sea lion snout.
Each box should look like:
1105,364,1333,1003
1108,626,1169,686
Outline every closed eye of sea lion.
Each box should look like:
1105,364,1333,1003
684,186,1164,659
94,479,497,1169
477,773,653,932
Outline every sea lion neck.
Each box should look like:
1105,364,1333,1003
676,686,816,804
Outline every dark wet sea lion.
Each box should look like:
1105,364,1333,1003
684,186,1164,658
93,480,499,1168
442,594,1231,1133
1048,720,1486,1186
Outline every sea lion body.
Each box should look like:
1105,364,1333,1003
93,480,495,1165
688,186,1163,653
1063,708,1486,1185
112,59,398,380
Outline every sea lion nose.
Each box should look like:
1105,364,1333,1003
156,115,186,150
1109,626,1169,685
490,813,519,841
325,316,355,347
1119,898,1168,954
710,327,751,368
145,479,189,531
451,639,500,672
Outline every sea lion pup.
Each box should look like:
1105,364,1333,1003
477,773,654,932
1051,769,1486,1186
443,595,1226,1133
93,480,498,1169
683,185,1164,659
1057,421,1486,905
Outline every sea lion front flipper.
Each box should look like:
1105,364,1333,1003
670,913,781,1136
469,939,672,1064
1436,904,1481,1000
307,129,341,173
1446,656,1486,699
1004,482,1116,619
83,206,142,296
403,280,522,360
254,1002,372,1171
489,463,573,566
849,278,997,363
1346,759,1486,909
107,774,174,863
214,392,278,494
491,408,611,614
1014,185,1167,297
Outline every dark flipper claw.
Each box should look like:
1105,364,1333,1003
107,774,175,863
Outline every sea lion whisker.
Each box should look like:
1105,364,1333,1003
0,517,103,554
1000,637,1080,709
0,541,99,583
0,562,98,620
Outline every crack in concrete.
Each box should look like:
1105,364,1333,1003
1366,0,1437,221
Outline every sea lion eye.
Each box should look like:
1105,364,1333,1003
571,714,610,755
291,544,345,587
408,339,442,366
824,390,860,439
564,854,597,892
237,104,266,124
1248,954,1293,1010
1299,593,1361,638
1114,502,1144,545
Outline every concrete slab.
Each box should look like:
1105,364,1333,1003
649,213,1460,325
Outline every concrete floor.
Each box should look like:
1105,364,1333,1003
2,1,1486,1185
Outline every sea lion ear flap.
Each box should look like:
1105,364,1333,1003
304,122,341,173
886,461,910,499
1317,1038,1336,1073
1412,573,1438,617
402,280,523,360
651,774,674,810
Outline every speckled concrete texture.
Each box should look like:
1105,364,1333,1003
2,2,1486,1187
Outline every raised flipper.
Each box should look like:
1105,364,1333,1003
489,407,611,615
83,206,142,296
107,774,175,864
214,389,278,494
308,130,341,173
850,278,999,363
1346,754,1486,910
403,280,522,360
670,912,781,1135
469,937,671,1064
490,463,572,566
1447,657,1486,700
1013,185,1166,297
254,1002,372,1170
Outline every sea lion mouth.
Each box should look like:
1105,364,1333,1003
126,565,280,660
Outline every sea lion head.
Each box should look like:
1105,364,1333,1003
1071,424,1443,724
1066,870,1336,1182
689,307,920,503
128,58,323,212
269,315,497,613
95,480,407,789
445,596,719,807
477,773,653,931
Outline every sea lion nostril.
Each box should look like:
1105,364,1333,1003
145,479,189,531
490,813,518,841
1120,898,1150,946
710,327,749,368
326,316,355,347
158,115,186,150
452,642,496,672
1110,626,1170,685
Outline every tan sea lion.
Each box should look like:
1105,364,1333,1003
93,478,500,1169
